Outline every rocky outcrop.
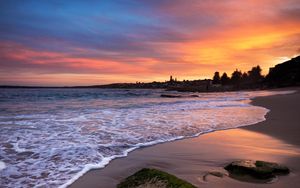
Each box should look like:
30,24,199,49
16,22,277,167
117,168,196,188
160,94,199,98
266,55,300,87
225,160,289,182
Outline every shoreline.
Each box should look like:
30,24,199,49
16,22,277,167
70,88,300,188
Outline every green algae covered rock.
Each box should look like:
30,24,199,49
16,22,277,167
225,160,290,181
117,168,196,188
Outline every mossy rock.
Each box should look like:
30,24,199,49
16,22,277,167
225,160,289,181
117,168,196,188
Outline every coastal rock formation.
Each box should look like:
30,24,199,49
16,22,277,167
117,168,196,188
160,94,199,98
160,94,182,98
225,160,290,182
266,55,300,87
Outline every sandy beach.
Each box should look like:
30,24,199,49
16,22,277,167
70,88,300,188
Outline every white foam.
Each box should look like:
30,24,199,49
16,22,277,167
59,109,270,188
59,156,114,188
12,142,27,153
0,161,6,171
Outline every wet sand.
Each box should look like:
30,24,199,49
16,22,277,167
70,88,300,188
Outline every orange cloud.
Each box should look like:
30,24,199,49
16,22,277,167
0,0,299,85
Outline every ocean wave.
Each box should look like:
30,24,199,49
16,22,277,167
0,89,295,187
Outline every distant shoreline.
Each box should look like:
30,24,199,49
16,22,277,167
0,85,296,94
1,55,299,91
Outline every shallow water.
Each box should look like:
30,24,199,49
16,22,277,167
0,88,294,187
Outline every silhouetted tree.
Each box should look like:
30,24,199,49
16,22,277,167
248,65,263,84
220,72,230,85
212,71,221,84
231,69,243,88
242,72,248,79
241,72,249,84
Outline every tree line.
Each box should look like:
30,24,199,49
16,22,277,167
212,65,264,89
212,55,300,90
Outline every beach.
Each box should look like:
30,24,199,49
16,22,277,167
70,88,300,188
1,1,299,187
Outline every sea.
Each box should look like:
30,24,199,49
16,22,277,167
0,88,294,187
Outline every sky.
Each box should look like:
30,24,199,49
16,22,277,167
0,0,299,86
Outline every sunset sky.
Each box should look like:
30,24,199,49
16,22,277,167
0,0,299,86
